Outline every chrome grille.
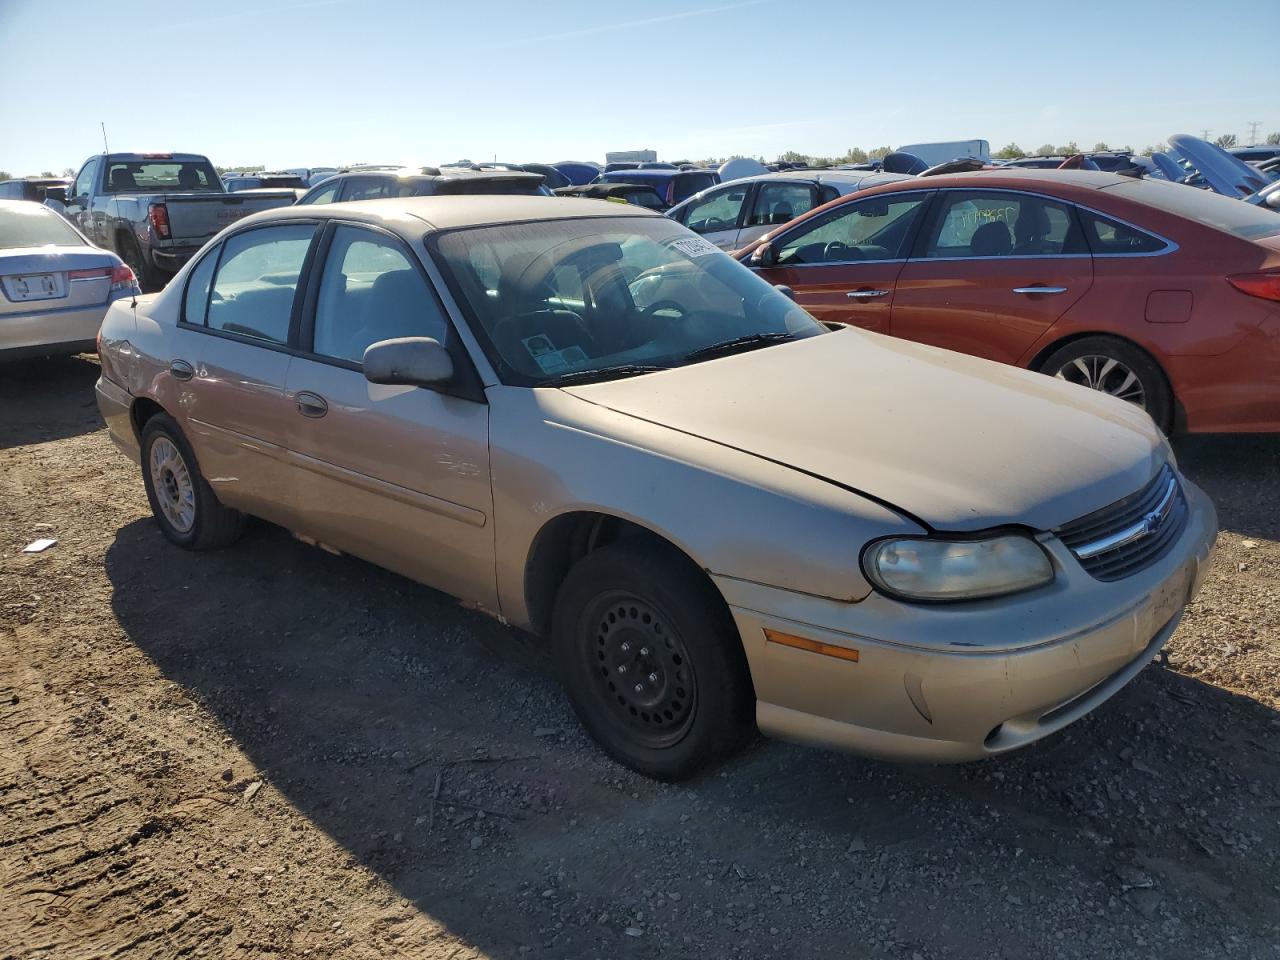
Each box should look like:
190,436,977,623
1055,465,1187,582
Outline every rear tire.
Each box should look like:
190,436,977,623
552,539,755,780
1039,336,1173,434
119,235,161,293
140,413,245,550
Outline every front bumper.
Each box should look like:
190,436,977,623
717,477,1218,763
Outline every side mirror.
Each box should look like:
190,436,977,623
773,284,796,302
43,198,67,216
751,242,777,268
363,337,454,388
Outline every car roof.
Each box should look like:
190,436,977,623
239,195,662,233
599,168,712,183
857,168,1131,193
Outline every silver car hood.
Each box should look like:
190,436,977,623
563,329,1168,532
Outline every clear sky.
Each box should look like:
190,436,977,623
1,0,1273,175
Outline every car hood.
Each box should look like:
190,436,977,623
562,329,1168,532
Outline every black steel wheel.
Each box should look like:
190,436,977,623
552,538,754,781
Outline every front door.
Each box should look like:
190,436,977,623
283,223,497,611
171,221,319,529
891,189,1093,364
750,190,932,333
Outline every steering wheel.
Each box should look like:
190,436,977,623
702,218,730,232
823,241,851,262
642,299,689,322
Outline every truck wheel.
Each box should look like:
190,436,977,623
140,414,245,550
120,236,160,292
552,539,755,781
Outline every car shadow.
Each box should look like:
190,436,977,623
0,354,104,449
105,513,1280,958
1173,433,1280,541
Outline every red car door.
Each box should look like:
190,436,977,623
747,191,932,333
891,190,1093,364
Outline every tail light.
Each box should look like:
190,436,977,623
110,264,139,292
1227,270,1280,302
148,203,171,239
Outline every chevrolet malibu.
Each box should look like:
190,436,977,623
95,196,1218,780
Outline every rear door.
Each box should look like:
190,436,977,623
891,190,1093,363
749,191,932,333
170,221,319,529
282,222,496,608
673,182,753,250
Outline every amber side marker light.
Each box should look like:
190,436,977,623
764,628,860,662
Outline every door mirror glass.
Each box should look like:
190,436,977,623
363,337,454,387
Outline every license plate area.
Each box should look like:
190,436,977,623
1141,564,1192,640
4,273,64,302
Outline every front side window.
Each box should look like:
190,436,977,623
206,224,316,344
681,186,748,234
0,202,86,248
923,191,1083,258
748,183,816,227
301,179,341,205
312,226,449,363
776,193,929,265
431,217,823,385
72,160,98,199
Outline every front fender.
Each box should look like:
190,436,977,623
488,387,923,629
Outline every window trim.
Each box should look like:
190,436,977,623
771,189,935,267
176,220,323,354
910,187,1177,262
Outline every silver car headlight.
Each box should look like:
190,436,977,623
863,534,1053,602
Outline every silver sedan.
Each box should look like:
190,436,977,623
0,200,139,361
94,196,1217,780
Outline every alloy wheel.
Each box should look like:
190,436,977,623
1053,354,1147,409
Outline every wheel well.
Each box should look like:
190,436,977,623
130,397,166,440
524,513,699,637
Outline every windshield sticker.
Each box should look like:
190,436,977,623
532,345,588,374
669,236,719,259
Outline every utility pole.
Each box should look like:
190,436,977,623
1200,128,1211,141
1247,121,1261,146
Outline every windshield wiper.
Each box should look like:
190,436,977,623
542,364,666,387
681,332,794,364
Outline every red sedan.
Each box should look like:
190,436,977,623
736,170,1280,433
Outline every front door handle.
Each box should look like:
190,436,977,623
1012,286,1068,295
845,289,889,300
295,391,328,418
169,359,194,381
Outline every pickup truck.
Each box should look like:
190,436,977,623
61,152,297,291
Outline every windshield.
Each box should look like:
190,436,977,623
104,160,222,193
1105,178,1280,241
0,202,86,248
430,216,823,385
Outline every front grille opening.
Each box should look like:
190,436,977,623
1055,465,1188,582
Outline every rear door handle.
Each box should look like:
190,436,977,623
1012,286,1068,295
845,289,889,300
169,359,194,381
295,391,328,418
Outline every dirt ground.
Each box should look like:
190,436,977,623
2,355,1278,960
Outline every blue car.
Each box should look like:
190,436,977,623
593,167,719,209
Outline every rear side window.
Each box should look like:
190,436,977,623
182,247,219,324
206,224,315,344
923,191,1085,258
1077,209,1168,255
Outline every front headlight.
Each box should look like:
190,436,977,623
863,534,1053,602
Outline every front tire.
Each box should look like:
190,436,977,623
1039,336,1173,434
552,539,755,780
140,414,245,550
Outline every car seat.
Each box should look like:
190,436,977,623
969,221,1012,257
110,168,137,190
1012,204,1055,255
